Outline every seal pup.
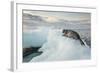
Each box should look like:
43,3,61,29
62,29,85,45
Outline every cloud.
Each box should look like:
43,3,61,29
23,10,90,21
22,11,91,33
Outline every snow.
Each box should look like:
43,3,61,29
30,29,91,62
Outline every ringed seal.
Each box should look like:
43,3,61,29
62,29,85,45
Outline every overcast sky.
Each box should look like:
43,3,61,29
22,10,91,33
23,10,91,22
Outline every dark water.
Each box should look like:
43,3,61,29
23,52,42,62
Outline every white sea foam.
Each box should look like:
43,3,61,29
30,30,91,62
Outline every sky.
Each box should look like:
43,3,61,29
22,10,91,32
23,10,91,22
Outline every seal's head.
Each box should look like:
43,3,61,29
62,29,84,45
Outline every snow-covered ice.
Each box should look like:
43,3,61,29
30,30,91,62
